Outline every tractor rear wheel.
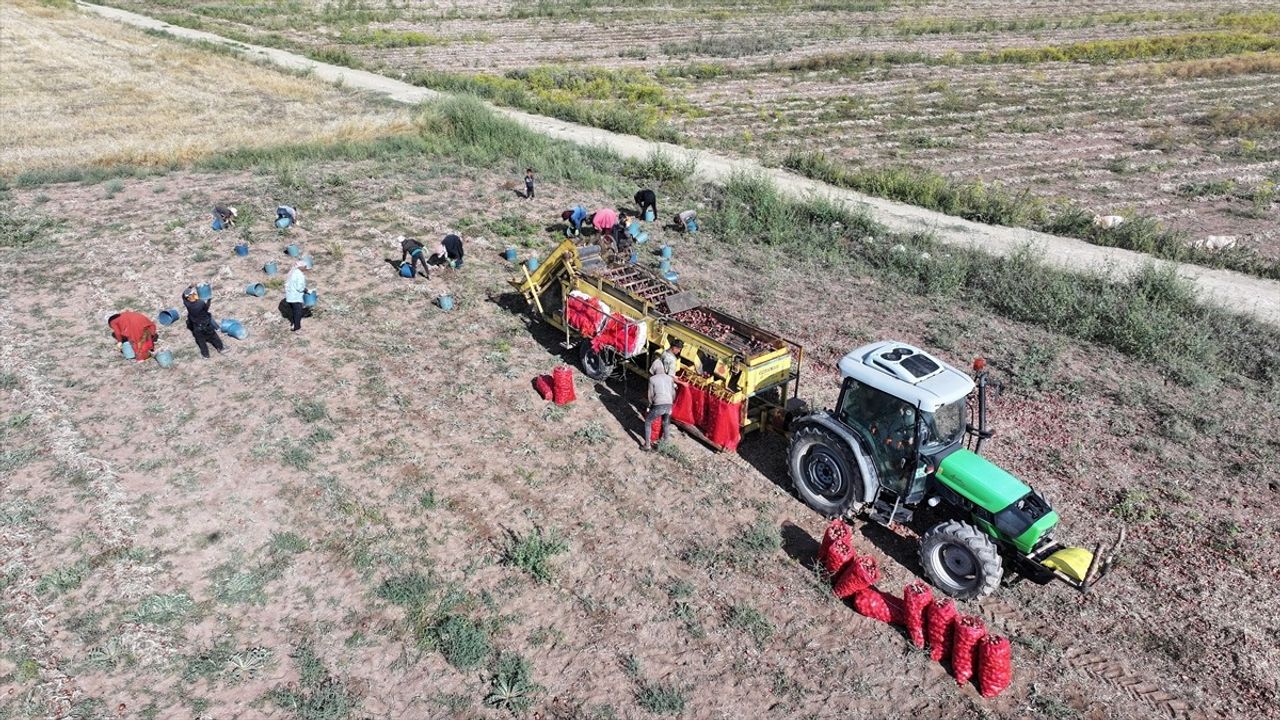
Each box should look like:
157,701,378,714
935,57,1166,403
920,520,1003,599
787,426,865,517
579,342,615,381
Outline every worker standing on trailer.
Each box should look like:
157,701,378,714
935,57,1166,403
634,188,657,221
434,234,464,268
661,339,684,376
183,286,225,358
285,260,308,332
642,359,676,451
400,235,429,278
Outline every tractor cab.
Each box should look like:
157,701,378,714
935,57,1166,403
832,341,971,505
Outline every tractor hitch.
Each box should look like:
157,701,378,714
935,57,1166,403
1036,526,1126,593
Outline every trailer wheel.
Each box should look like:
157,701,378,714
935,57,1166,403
920,520,1003,599
787,426,864,517
579,342,615,381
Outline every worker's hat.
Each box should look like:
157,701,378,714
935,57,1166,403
228,206,238,217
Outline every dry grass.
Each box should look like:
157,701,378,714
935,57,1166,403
0,1,413,176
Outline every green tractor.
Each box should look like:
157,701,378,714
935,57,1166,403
787,341,1123,599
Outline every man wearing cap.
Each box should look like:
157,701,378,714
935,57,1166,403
285,260,308,332
183,286,224,358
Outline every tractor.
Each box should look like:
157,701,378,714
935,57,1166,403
787,341,1123,599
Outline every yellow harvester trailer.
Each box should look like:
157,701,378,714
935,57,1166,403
511,239,803,445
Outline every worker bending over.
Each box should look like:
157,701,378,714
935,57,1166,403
276,205,299,229
674,210,698,232
212,206,237,230
183,286,224,358
634,189,657,221
642,359,675,451
435,234,464,268
561,206,588,237
107,311,157,361
400,235,429,278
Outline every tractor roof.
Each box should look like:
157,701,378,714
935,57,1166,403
837,341,974,413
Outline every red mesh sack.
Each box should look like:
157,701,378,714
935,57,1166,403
552,366,576,405
820,535,856,576
926,599,958,662
977,635,1013,698
650,417,664,444
818,519,850,568
591,313,638,355
950,615,987,686
689,385,707,427
703,397,742,452
566,295,603,337
853,588,892,623
833,555,879,599
533,375,554,400
903,581,933,648
671,381,695,425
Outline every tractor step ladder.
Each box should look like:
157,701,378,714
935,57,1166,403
868,495,912,526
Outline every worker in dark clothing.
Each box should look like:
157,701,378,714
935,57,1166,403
435,234,464,268
612,212,634,254
634,189,657,221
212,206,237,230
400,235,429,278
182,286,224,358
524,168,535,199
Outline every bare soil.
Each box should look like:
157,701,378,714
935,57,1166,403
2,156,1278,719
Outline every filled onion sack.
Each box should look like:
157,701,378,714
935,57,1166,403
533,375,554,401
950,615,988,685
552,365,576,405
818,519,853,574
833,555,879,599
650,417,664,444
926,599,958,662
853,588,892,623
820,536,857,577
977,635,1013,698
903,581,933,648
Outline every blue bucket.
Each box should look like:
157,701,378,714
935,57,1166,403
219,319,247,339
635,231,649,244
303,290,318,308
121,341,135,360
264,261,278,276
660,245,673,259
234,243,249,257
245,283,266,297
437,294,455,311
686,219,698,233
627,222,641,239
197,283,212,301
664,271,679,283
644,209,655,222
503,247,517,262
526,257,539,272
154,350,174,368
628,251,638,265
211,218,224,231
276,217,292,230
302,255,313,269
399,262,414,278
659,259,672,273
157,308,180,326
285,244,300,257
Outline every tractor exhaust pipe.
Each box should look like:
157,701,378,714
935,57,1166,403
972,357,995,454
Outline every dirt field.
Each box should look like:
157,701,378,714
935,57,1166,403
3,6,1280,720
99,0,1280,258
0,1,412,176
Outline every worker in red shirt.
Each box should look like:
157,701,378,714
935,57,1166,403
107,311,158,361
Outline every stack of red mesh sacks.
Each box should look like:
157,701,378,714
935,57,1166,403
669,381,743,451
591,313,639,356
820,519,1013,698
565,294,605,337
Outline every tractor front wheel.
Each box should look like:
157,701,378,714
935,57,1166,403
579,342,616,381
787,426,865,517
920,520,1003,599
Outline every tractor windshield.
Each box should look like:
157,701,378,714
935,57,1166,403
922,398,966,451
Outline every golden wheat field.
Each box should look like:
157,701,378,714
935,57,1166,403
0,1,413,176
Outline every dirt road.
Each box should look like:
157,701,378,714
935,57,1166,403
79,1,1280,327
